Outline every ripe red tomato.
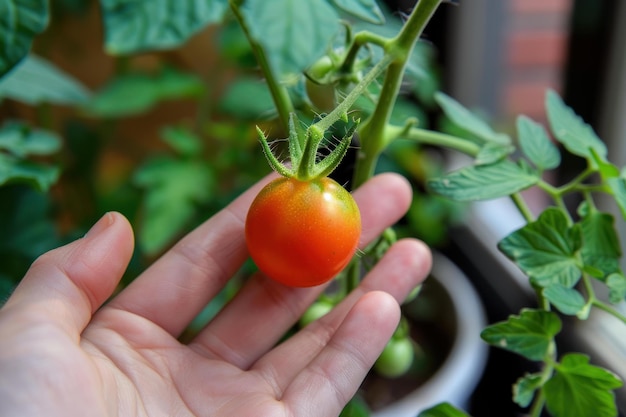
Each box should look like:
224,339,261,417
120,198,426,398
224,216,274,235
245,176,361,287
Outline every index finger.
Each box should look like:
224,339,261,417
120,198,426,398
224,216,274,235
105,173,278,333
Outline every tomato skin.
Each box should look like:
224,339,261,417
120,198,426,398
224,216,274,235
245,177,361,287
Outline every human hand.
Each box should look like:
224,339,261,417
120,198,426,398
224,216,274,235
0,173,431,417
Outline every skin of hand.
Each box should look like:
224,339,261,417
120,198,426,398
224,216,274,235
0,173,432,417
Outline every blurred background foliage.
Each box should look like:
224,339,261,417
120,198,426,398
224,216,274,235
0,0,463,305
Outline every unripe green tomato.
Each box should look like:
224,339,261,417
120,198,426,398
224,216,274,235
307,55,334,80
299,301,334,327
374,337,414,378
305,79,336,113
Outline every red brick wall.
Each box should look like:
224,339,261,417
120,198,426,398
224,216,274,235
502,0,574,123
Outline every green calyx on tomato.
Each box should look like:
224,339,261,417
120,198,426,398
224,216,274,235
255,111,359,183
247,111,362,287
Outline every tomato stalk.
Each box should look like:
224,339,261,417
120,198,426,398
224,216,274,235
255,56,393,182
352,0,444,189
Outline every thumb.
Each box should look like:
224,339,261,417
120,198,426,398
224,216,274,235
3,212,134,336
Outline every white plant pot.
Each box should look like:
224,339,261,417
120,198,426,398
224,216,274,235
372,252,489,417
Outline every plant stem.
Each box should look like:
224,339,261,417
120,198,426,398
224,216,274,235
528,388,547,417
592,299,626,324
405,127,481,156
511,192,535,222
312,56,392,134
229,0,294,131
353,0,443,188
346,257,361,294
340,31,389,73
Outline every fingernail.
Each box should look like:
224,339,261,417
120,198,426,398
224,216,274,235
85,212,114,238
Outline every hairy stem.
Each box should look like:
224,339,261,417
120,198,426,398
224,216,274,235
405,127,481,156
353,0,444,188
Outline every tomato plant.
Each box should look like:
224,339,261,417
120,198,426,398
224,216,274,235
246,176,360,287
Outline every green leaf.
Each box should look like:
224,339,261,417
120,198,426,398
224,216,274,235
516,115,560,171
542,284,586,316
480,309,561,361
331,0,385,24
544,353,623,417
588,149,626,220
160,126,203,157
0,121,61,192
435,92,511,145
218,78,275,120
606,273,626,304
0,0,49,77
87,74,156,117
0,121,62,157
427,159,538,202
101,0,228,54
133,156,214,254
242,0,341,78
578,209,621,279
417,402,471,417
545,89,607,161
591,148,620,178
85,68,204,117
474,142,515,165
513,373,544,408
606,177,626,221
0,154,60,191
498,207,583,287
0,54,90,105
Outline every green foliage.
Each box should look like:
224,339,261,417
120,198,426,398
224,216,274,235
133,127,215,255
0,185,62,301
434,92,511,145
332,0,385,24
545,89,607,162
0,0,49,77
498,208,582,288
542,284,586,317
85,68,205,118
0,54,91,105
513,373,544,408
100,0,229,54
516,115,560,171
0,121,61,191
427,87,626,417
219,78,275,120
606,272,626,303
417,402,471,417
481,309,561,361
427,160,538,201
544,354,622,417
579,208,621,277
240,0,341,79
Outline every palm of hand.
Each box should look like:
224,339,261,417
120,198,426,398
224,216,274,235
0,174,431,417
